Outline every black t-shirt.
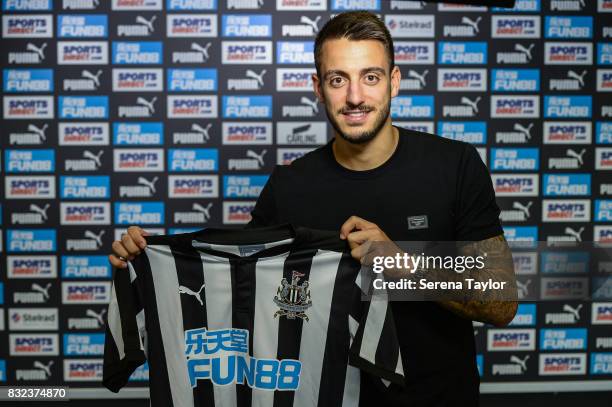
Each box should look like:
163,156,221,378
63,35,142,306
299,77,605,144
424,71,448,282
247,126,503,407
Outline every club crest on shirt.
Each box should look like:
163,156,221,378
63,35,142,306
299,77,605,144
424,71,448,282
273,271,312,321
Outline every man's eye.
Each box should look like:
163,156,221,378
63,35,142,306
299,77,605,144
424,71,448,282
330,77,344,87
365,75,379,84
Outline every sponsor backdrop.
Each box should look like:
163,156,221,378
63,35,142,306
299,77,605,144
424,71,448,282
0,0,611,395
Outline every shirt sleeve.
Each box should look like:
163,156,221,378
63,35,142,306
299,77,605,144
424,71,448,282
103,262,147,393
246,165,280,228
454,143,504,242
347,273,405,386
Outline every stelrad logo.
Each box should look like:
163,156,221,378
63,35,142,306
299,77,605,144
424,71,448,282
2,15,53,37
385,15,435,38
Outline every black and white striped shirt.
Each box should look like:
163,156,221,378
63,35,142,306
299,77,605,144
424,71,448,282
103,224,404,407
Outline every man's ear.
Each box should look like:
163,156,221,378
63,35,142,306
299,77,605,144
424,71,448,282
312,73,325,103
390,65,401,98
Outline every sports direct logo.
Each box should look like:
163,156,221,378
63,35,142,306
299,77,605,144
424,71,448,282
598,70,612,92
222,41,272,64
491,96,539,118
596,148,612,170
542,199,590,222
113,149,164,172
276,68,314,92
492,174,538,196
544,122,591,144
60,202,110,225
167,14,217,37
6,176,55,199
592,303,612,324
7,256,56,278
113,69,163,92
539,353,586,375
57,41,108,64
62,282,110,304
63,359,103,381
168,95,218,118
222,122,272,144
59,122,109,145
223,201,255,224
541,277,589,300
545,42,593,65
3,96,53,119
487,329,536,351
492,15,540,38
394,41,434,65
437,69,486,92
168,175,218,198
10,334,58,356
2,15,53,37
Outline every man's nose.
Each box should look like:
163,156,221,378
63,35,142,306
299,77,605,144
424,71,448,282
346,81,365,107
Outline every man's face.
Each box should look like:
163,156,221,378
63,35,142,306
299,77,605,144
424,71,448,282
313,38,400,144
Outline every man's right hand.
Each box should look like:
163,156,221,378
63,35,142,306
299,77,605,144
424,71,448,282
109,226,149,269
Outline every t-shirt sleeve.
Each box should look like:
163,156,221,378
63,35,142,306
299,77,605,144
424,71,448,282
103,262,147,393
246,165,280,228
454,143,504,241
347,274,405,386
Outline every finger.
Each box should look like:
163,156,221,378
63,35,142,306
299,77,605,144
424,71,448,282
111,240,130,259
350,240,373,262
345,230,372,249
340,216,375,239
128,226,148,249
108,254,127,269
121,233,142,257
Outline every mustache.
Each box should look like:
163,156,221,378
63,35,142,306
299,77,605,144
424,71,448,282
337,105,375,114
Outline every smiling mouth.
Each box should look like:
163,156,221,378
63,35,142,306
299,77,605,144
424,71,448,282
341,110,372,121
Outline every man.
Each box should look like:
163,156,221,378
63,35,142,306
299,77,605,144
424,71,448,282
110,11,517,406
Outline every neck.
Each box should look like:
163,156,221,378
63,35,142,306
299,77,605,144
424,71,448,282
332,121,399,171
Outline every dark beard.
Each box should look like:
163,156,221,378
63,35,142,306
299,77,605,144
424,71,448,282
325,100,391,145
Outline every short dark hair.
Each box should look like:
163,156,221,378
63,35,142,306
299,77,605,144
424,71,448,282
314,11,395,77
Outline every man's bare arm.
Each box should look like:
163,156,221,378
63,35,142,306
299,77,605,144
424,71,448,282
438,234,518,327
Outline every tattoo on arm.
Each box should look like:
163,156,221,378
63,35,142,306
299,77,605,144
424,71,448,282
439,234,518,326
